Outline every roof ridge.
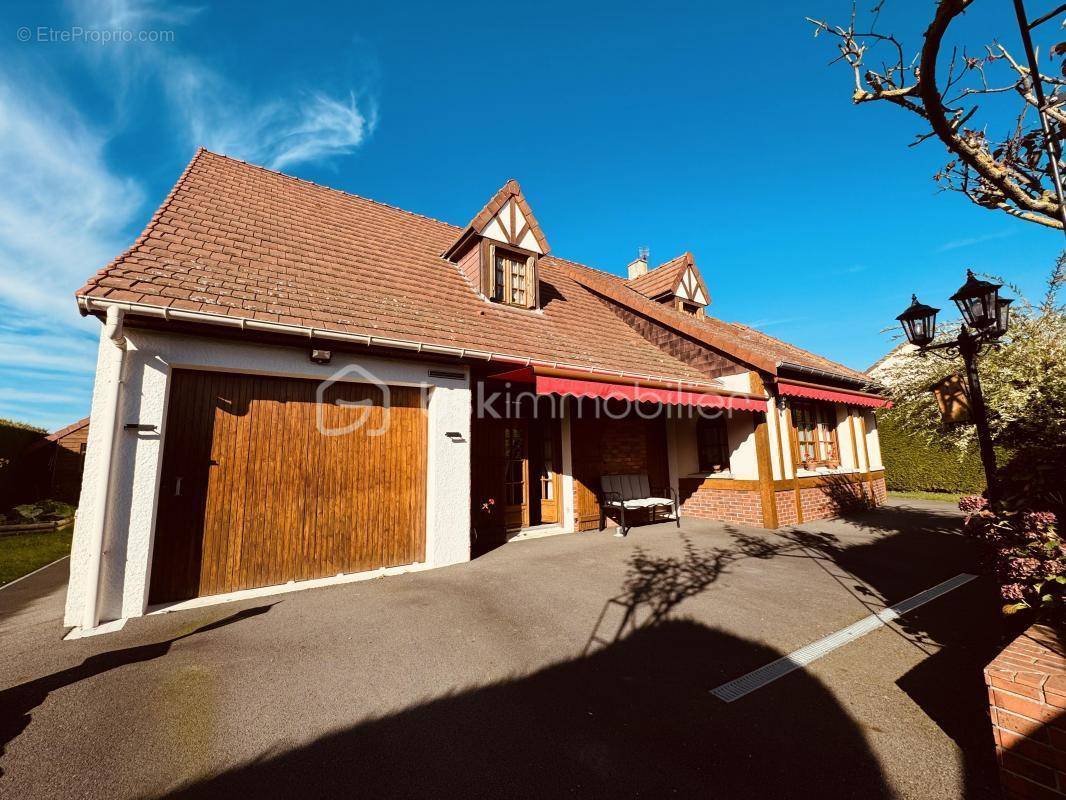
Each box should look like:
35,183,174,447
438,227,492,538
199,149,464,232
624,253,686,282
722,320,867,379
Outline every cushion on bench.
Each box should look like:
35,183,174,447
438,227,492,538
602,497,674,509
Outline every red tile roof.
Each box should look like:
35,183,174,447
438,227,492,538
625,254,688,299
77,149,871,387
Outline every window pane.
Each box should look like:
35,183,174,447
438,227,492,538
793,400,838,466
510,258,526,304
493,254,505,301
697,417,729,472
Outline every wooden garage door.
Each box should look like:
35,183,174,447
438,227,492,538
148,370,427,603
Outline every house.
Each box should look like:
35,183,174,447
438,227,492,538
19,417,91,505
64,149,890,632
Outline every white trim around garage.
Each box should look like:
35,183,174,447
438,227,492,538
64,328,473,631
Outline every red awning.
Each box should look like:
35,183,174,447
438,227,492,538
777,380,892,409
532,374,768,412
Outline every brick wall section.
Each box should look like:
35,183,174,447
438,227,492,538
986,625,1066,799
775,490,798,526
678,478,763,527
771,476,887,526
599,418,648,474
798,475,887,524
676,476,888,529
872,475,887,505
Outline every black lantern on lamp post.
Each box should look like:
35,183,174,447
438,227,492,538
949,270,1002,330
895,270,1012,503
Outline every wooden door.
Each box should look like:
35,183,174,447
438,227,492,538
502,422,529,529
571,412,603,531
535,419,561,525
149,370,427,603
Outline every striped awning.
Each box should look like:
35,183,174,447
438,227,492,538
777,380,892,409
490,367,768,412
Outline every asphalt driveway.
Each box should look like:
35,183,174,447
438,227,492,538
0,499,1006,799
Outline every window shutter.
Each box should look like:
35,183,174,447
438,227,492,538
487,243,497,300
526,255,537,309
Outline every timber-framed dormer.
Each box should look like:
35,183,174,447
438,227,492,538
625,252,710,316
443,179,550,310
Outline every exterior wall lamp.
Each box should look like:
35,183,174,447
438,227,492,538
895,269,1013,503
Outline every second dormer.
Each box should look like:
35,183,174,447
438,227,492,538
625,251,710,316
443,179,549,310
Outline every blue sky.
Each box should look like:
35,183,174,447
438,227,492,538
1,0,1062,430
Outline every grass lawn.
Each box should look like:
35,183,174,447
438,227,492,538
0,525,73,587
889,490,967,505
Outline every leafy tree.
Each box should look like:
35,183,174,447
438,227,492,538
877,257,1066,511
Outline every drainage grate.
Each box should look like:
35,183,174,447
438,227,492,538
710,572,977,703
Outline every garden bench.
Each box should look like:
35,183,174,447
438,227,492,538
599,473,679,537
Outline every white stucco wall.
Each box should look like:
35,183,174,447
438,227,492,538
714,371,754,393
65,327,472,627
559,412,576,532
835,406,858,470
864,412,884,469
669,409,758,480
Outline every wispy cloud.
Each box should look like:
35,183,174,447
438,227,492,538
0,0,377,428
747,316,807,329
936,229,1016,252
70,0,378,170
0,71,138,427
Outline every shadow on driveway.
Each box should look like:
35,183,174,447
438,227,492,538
0,604,276,777
167,502,1000,799
166,618,892,799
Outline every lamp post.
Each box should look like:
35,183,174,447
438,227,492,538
895,270,1013,503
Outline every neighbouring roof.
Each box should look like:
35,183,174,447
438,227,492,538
47,416,90,442
77,149,871,387
23,416,89,455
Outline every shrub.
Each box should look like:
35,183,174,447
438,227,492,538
8,500,75,524
13,504,44,522
961,496,1064,620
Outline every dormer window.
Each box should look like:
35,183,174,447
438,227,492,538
443,179,550,311
625,251,710,316
491,245,534,307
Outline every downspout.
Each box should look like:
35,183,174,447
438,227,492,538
81,305,127,631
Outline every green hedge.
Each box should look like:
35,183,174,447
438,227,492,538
0,418,47,508
879,414,986,494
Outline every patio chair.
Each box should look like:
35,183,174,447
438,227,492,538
598,473,679,538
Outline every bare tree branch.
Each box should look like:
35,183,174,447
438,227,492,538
809,0,1066,229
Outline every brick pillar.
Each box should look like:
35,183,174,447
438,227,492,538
985,624,1066,799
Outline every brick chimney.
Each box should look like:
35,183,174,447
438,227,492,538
627,247,649,280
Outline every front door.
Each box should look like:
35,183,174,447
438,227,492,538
536,421,561,525
503,422,529,529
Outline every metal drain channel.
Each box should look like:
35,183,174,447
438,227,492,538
710,572,978,703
